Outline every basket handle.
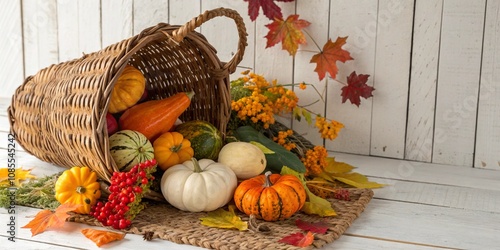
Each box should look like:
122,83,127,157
171,7,248,74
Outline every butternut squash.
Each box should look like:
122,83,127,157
118,92,194,141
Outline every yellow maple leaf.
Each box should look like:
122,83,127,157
0,168,37,187
281,166,337,217
325,157,354,174
333,172,385,189
200,205,248,231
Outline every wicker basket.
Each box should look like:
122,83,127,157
7,7,247,182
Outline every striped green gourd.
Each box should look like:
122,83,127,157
109,130,154,171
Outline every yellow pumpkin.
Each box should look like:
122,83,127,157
108,65,146,114
154,132,194,171
55,166,102,214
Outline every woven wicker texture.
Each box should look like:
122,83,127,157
68,188,373,249
7,8,247,182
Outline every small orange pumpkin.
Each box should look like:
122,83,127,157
154,132,194,171
108,65,146,114
233,171,306,221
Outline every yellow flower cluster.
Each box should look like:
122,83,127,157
231,72,299,128
272,129,297,151
301,146,328,177
315,117,344,140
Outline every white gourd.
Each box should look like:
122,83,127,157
160,158,237,212
218,142,266,179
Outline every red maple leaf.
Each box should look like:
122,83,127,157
245,0,294,21
310,37,353,80
279,231,314,247
295,219,329,234
341,71,374,107
265,15,311,56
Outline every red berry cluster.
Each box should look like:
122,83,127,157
91,159,157,229
333,189,351,201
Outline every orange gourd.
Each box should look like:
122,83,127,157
233,171,307,221
119,92,194,141
154,132,194,171
108,65,146,114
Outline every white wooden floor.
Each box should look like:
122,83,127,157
1,97,499,250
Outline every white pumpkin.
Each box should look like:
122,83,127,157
218,142,266,179
160,158,237,212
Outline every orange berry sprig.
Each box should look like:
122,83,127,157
230,71,299,129
230,71,344,141
315,116,344,140
272,129,297,151
301,146,328,177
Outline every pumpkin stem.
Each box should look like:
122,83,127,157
263,171,272,188
191,158,203,173
170,143,183,152
76,186,86,194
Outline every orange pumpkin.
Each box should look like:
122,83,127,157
233,171,306,221
108,65,146,114
154,132,194,171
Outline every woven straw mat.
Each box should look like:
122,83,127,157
69,188,373,249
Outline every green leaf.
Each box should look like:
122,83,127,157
200,205,248,231
230,85,252,101
250,141,275,154
281,166,336,217
293,107,302,122
301,109,313,125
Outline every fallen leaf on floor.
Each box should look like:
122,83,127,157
0,168,36,187
81,228,125,247
22,203,81,236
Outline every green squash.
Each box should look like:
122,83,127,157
174,120,223,160
109,130,154,171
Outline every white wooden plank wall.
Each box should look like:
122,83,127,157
475,0,500,170
433,0,486,167
0,1,24,97
1,0,499,170
405,0,443,163
326,0,378,156
293,0,329,147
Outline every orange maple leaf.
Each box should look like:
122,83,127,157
265,14,311,56
310,37,353,80
22,203,81,236
81,228,125,247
